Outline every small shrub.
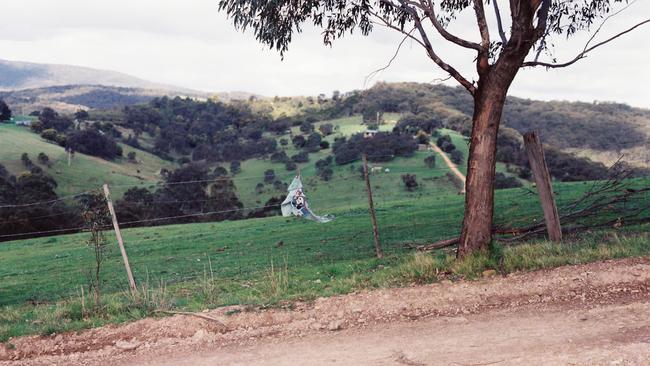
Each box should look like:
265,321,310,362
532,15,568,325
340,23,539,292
264,169,276,183
291,151,309,163
230,161,241,175
285,160,297,171
436,135,456,153
424,155,436,168
494,172,523,189
40,129,58,142
213,166,228,177
450,150,463,165
319,123,334,136
401,174,418,191
37,152,51,167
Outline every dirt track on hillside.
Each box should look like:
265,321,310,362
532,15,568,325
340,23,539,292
2,257,649,366
430,142,466,193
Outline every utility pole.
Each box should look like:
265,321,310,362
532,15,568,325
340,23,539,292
362,154,383,258
102,184,138,296
523,131,562,241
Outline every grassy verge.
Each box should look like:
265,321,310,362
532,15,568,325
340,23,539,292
1,228,648,343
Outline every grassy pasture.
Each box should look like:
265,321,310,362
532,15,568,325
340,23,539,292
0,124,175,196
2,177,648,308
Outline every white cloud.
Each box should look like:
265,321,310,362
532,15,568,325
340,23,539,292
0,0,649,108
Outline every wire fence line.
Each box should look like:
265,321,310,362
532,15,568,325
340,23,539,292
1,166,649,307
0,163,465,240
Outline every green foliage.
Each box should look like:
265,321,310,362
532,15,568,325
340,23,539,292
449,150,463,165
0,166,81,240
494,172,523,189
116,163,244,225
37,152,50,167
0,99,11,121
264,169,276,183
80,192,112,307
67,129,123,160
319,123,334,135
401,173,418,191
230,161,241,175
332,132,417,165
424,154,436,168
436,135,456,153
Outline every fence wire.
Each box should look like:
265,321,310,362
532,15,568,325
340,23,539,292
1,166,649,307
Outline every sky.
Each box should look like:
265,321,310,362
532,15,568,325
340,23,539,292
1,0,649,108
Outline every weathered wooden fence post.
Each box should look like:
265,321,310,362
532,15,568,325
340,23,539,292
102,184,138,296
523,131,562,241
362,154,383,258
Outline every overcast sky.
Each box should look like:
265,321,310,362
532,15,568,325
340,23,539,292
1,0,649,108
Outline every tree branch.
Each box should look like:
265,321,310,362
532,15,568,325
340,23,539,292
492,0,508,45
376,1,476,95
523,19,650,68
369,11,426,48
420,0,482,51
473,0,491,49
397,0,477,94
364,28,416,87
473,0,491,72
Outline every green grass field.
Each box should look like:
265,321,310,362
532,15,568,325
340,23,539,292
2,176,648,306
0,124,175,196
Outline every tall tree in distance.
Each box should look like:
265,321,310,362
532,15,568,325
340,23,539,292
218,0,649,257
0,99,11,122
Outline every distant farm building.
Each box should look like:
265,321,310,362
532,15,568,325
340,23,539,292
363,129,379,139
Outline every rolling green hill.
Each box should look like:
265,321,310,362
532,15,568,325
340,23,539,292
230,115,475,210
0,124,175,196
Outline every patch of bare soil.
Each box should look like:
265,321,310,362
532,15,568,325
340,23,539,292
2,257,649,366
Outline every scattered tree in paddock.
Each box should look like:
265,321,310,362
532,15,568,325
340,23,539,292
264,169,276,183
402,174,419,191
424,155,436,168
0,99,11,121
450,150,464,165
319,123,334,136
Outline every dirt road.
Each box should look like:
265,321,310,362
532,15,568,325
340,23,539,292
2,257,649,366
147,302,650,366
430,142,466,193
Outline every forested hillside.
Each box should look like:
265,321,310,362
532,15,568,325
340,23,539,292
1,81,648,240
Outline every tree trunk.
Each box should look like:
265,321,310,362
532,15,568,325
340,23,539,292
457,80,509,258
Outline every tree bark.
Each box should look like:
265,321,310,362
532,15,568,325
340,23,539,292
457,81,508,258
456,0,542,258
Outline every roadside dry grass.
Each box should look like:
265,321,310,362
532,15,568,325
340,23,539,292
1,228,648,343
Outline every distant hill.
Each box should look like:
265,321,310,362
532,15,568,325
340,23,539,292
0,84,210,113
0,59,192,92
0,59,259,113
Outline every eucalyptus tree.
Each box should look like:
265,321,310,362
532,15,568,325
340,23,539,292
218,0,649,257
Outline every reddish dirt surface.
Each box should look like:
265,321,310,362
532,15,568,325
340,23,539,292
2,257,649,366
430,142,466,193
